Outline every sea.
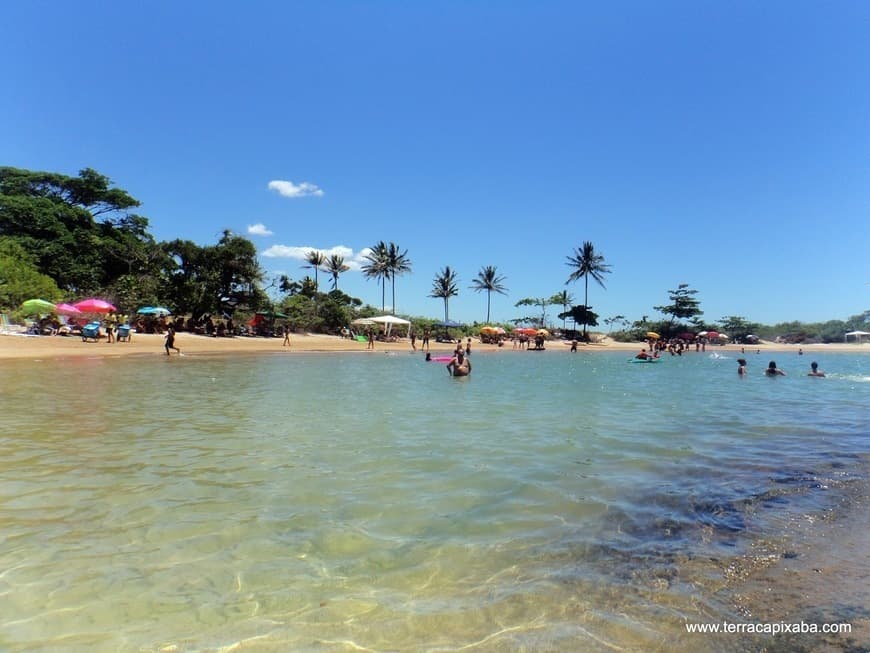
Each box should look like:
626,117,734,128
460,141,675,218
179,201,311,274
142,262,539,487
1,348,868,652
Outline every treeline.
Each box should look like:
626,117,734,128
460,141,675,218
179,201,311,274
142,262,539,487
0,166,365,330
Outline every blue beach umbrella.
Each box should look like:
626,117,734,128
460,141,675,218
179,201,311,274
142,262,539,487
137,306,172,316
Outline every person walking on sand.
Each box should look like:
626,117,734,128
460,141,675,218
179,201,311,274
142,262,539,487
421,328,430,353
410,328,417,351
282,324,291,347
367,327,375,350
164,326,181,356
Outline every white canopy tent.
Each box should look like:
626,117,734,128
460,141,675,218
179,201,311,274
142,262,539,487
371,315,411,336
844,330,870,343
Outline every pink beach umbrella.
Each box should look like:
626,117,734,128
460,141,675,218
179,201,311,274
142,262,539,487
74,298,117,313
55,302,82,315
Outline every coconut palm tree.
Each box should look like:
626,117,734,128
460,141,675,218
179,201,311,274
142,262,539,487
565,241,612,337
384,242,411,314
361,241,389,311
550,290,574,331
303,250,326,292
470,265,508,324
325,254,350,291
430,266,459,322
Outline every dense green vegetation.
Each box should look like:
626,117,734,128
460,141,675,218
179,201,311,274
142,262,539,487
1,165,865,341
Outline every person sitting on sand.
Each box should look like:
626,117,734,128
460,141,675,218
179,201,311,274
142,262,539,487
447,350,472,376
765,361,786,376
737,358,747,376
807,361,826,377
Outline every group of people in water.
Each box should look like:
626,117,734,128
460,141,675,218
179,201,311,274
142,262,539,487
736,359,826,377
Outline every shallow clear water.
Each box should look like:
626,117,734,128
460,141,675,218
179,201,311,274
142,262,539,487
1,349,867,651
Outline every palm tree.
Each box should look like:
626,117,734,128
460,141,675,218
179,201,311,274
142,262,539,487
384,242,411,314
550,290,574,331
430,266,459,322
361,241,389,311
325,254,350,291
470,265,508,324
565,241,612,337
303,250,326,292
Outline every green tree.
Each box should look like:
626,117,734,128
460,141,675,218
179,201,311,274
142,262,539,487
0,237,63,308
550,290,574,331
604,314,627,333
385,242,411,314
654,283,703,330
470,265,508,324
361,241,389,311
717,315,761,343
303,250,326,292
325,254,350,291
515,297,550,327
430,266,459,322
162,231,264,317
565,241,611,337
0,166,144,294
561,305,599,334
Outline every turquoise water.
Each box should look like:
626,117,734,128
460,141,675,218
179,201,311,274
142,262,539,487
1,349,867,651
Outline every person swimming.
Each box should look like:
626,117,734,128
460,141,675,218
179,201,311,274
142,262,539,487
765,361,786,376
807,361,826,377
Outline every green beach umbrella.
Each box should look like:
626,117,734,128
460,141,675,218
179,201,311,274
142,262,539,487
20,299,57,315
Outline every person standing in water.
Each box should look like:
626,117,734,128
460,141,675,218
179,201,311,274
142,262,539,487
737,358,747,376
807,361,826,377
765,361,786,376
447,349,472,376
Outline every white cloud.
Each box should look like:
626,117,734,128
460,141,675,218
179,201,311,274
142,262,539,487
247,223,273,236
267,180,324,198
261,244,368,271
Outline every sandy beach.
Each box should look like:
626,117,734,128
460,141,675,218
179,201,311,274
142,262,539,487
1,330,867,360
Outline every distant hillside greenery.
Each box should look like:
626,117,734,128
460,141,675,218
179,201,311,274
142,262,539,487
1,166,867,340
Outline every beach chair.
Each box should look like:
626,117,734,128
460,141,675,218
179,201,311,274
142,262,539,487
81,321,101,342
116,325,131,342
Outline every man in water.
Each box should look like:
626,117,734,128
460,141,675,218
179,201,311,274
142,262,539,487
807,361,826,377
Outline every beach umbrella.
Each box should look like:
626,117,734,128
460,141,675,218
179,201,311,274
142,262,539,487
646,331,660,339
705,330,720,339
137,306,172,316
515,327,538,336
74,298,116,313
537,329,550,337
697,331,709,337
479,326,498,335
20,299,57,315
55,302,82,315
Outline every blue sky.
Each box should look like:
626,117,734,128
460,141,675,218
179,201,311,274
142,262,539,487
3,1,868,326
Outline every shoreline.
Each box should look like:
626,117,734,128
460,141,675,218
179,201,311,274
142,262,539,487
1,331,868,361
